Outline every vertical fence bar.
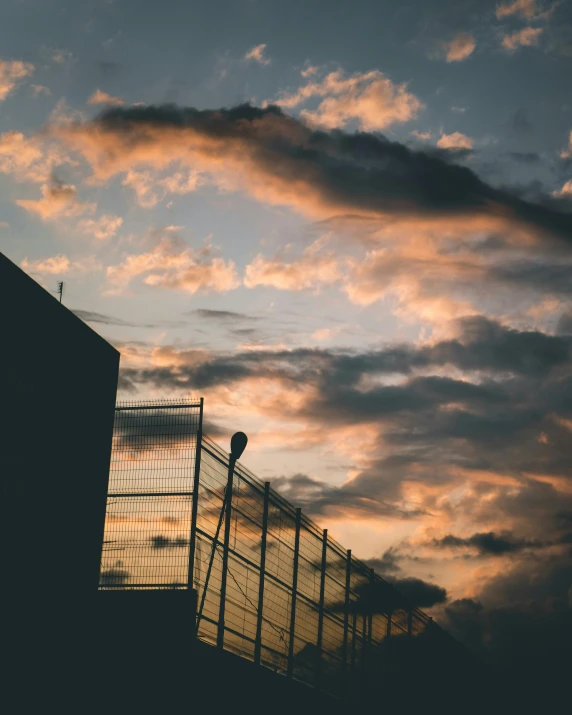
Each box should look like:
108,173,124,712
217,454,236,649
287,508,302,678
188,398,203,594
254,482,270,666
351,610,357,672
341,549,352,700
408,609,413,637
315,528,328,690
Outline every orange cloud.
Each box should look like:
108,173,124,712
106,233,239,294
16,179,95,220
442,33,476,62
436,131,474,150
244,44,270,65
0,59,34,101
77,214,123,240
244,239,342,291
122,168,202,207
20,254,101,274
0,131,71,183
496,0,540,19
87,89,125,106
273,69,424,130
502,27,544,51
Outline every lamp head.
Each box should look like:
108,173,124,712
230,431,248,460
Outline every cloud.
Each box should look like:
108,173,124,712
244,44,270,65
77,214,123,239
122,168,201,207
31,84,51,97
192,308,259,322
52,103,572,245
244,238,342,291
15,178,95,220
442,33,476,62
411,130,433,140
0,131,73,184
388,577,448,608
502,26,544,51
272,69,424,131
87,89,125,106
106,232,240,295
0,59,34,101
433,530,543,555
20,254,100,275
553,179,572,198
496,0,545,20
436,131,474,151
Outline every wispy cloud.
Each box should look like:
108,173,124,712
502,26,544,51
106,231,239,295
20,254,101,275
244,43,270,65
442,33,476,62
15,178,95,220
0,59,34,101
87,89,125,106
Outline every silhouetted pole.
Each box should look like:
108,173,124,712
188,397,204,594
217,431,248,650
341,549,352,701
315,528,328,690
254,481,270,665
57,281,64,303
287,507,302,678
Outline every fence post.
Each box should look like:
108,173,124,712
341,549,352,701
188,397,203,594
287,508,302,678
254,482,270,666
217,453,236,649
315,528,328,690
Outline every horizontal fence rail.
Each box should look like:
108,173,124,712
99,399,473,701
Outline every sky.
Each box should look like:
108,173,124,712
1,0,572,684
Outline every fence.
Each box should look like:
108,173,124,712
100,399,451,700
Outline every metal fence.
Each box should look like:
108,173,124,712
99,399,449,699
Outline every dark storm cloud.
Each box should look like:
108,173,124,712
120,315,572,512
387,577,448,608
120,316,572,394
270,472,422,519
73,309,186,329
191,308,259,322
75,102,572,243
433,530,544,555
440,553,572,704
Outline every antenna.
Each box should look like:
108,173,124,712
57,281,64,304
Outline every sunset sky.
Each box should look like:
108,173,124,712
2,0,572,674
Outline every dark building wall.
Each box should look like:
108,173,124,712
1,253,119,681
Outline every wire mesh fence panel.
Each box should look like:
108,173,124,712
99,400,479,701
100,400,201,589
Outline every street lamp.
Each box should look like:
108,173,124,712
217,432,248,649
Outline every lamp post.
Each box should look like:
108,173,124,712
216,432,248,649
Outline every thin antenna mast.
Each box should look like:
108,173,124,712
57,281,64,304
